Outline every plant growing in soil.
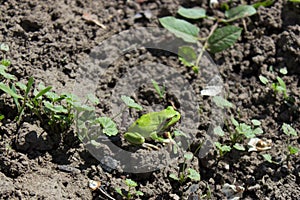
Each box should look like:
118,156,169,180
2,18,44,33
159,4,257,72
281,123,299,163
169,152,201,184
151,79,165,99
115,178,144,199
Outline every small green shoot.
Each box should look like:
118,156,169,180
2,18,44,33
215,142,231,157
115,179,143,200
259,75,269,85
151,79,165,99
121,95,143,111
252,0,275,8
282,123,298,163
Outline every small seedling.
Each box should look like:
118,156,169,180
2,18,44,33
151,79,165,99
282,123,299,163
262,153,278,164
169,152,201,184
160,4,257,71
115,179,143,200
215,142,231,157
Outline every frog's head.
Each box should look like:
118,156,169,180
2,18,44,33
165,106,181,126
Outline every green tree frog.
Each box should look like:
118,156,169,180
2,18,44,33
124,106,181,149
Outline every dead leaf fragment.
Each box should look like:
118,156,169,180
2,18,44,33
248,138,272,152
82,13,106,29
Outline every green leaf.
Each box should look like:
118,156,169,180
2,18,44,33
215,142,231,152
214,126,225,137
0,83,23,99
178,46,197,67
184,152,194,160
259,75,269,85
151,79,165,99
125,179,137,187
252,0,274,9
33,86,52,101
187,168,200,181
25,77,34,97
15,82,27,91
136,191,144,196
44,101,68,113
253,127,263,135
251,119,261,126
212,96,233,109
276,77,286,90
224,5,256,22
121,95,143,110
0,69,16,80
288,146,299,155
96,117,118,136
282,123,297,136
233,143,245,151
262,153,273,163
289,0,300,2
169,173,179,181
159,17,200,43
231,117,239,127
1,59,11,67
208,25,242,53
177,7,206,19
115,188,123,196
0,43,9,52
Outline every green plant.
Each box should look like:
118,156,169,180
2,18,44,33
115,179,144,200
169,152,201,184
152,79,165,99
159,4,257,72
282,123,299,163
214,142,231,157
262,153,278,164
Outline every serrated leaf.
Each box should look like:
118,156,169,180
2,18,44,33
96,117,118,136
213,96,233,109
178,46,197,67
177,7,206,19
225,5,256,22
259,75,269,85
187,168,200,181
0,83,23,99
233,143,245,151
125,179,137,187
251,119,261,126
208,26,242,53
159,17,200,43
121,95,143,110
214,126,225,136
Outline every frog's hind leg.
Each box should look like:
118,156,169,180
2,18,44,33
142,143,160,150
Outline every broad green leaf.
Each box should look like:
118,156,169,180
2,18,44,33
96,117,118,136
213,96,233,109
224,5,256,22
125,179,137,187
169,173,179,181
159,17,199,43
288,146,299,155
233,143,245,151
33,86,52,101
259,75,269,85
252,0,274,8
253,127,263,135
0,83,23,99
0,43,9,52
44,101,68,113
208,26,242,53
215,142,231,152
184,152,194,160
262,154,272,163
178,46,197,67
121,95,143,110
177,7,206,19
251,119,261,126
187,168,200,181
214,126,224,136
282,123,297,136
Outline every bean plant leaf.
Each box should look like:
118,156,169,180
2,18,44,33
178,46,197,67
187,168,200,181
96,117,118,136
0,83,23,99
177,7,206,19
282,123,297,136
251,119,261,126
213,96,233,109
44,101,68,113
125,179,137,187
184,152,194,160
159,17,200,43
259,75,269,84
121,95,143,110
208,25,242,53
233,143,245,151
224,5,256,22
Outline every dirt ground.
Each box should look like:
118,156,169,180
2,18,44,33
0,0,299,199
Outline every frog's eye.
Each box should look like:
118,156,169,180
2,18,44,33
89,180,101,191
